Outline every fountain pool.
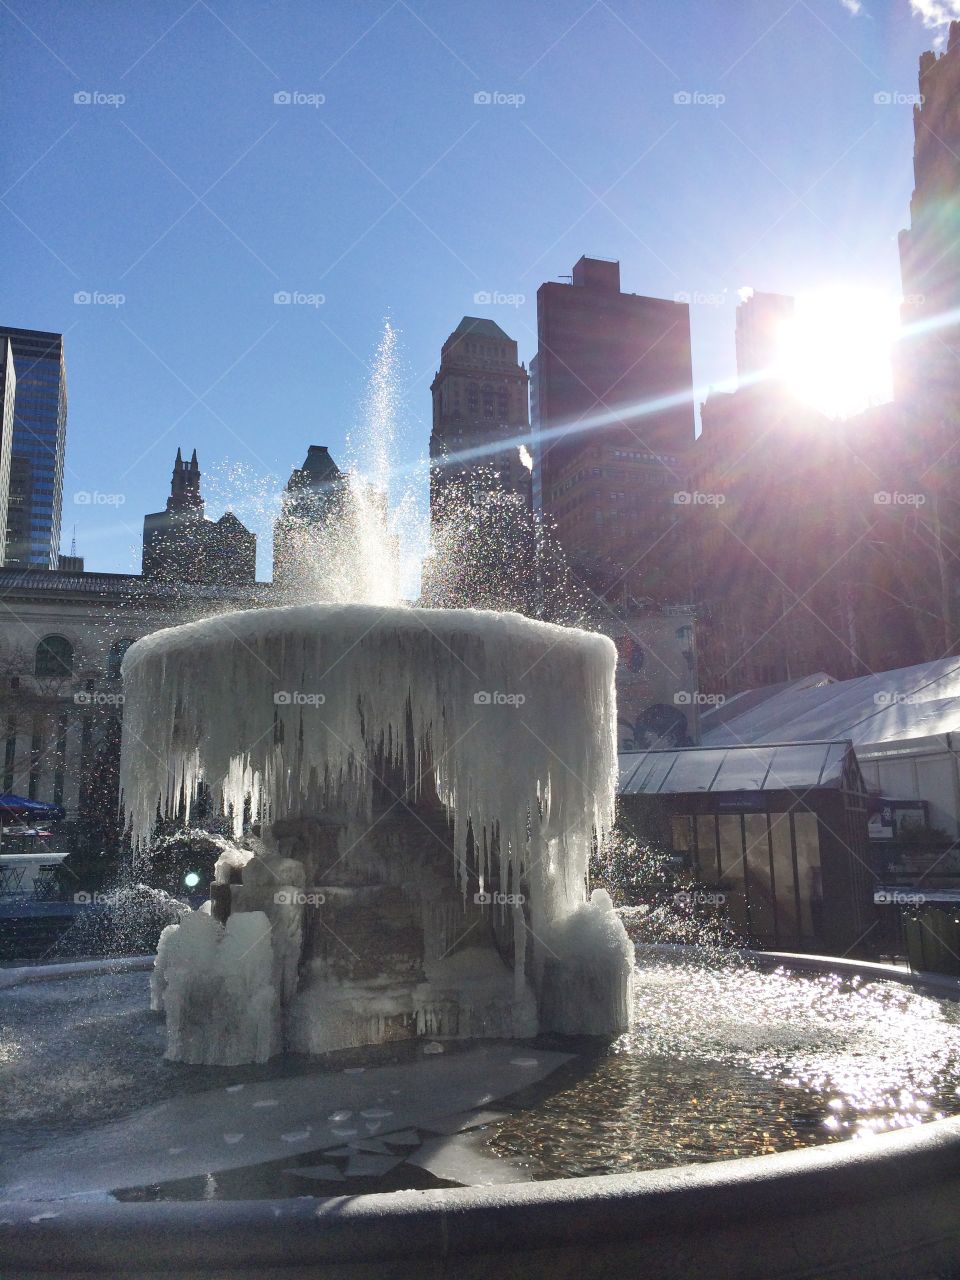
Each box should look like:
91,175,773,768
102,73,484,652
3,950,960,1278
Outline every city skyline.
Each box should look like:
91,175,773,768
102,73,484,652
2,0,947,577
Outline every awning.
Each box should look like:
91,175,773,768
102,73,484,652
0,795,66,820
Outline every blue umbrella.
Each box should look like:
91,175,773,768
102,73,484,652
0,794,66,820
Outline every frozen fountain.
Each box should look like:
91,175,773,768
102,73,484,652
117,321,632,1065
121,604,633,1063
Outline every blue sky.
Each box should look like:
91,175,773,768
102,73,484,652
1,0,948,577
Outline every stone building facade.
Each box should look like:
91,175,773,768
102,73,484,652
429,316,531,525
898,20,960,415
0,567,270,844
142,449,256,587
688,386,960,698
272,445,346,587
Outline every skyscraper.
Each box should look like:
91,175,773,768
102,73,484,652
0,327,67,569
142,448,256,586
531,256,695,598
0,342,16,566
898,21,960,416
428,317,530,527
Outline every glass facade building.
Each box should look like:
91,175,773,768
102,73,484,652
0,342,15,565
0,327,67,569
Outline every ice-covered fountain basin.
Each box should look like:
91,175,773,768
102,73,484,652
3,953,960,1279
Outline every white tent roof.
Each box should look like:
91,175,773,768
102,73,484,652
700,656,960,754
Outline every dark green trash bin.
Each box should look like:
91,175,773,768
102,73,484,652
906,907,960,976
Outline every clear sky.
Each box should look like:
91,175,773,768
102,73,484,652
1,0,949,578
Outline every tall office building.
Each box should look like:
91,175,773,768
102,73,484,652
898,21,960,416
532,256,695,599
0,327,66,569
0,342,16,566
734,290,794,384
429,317,531,526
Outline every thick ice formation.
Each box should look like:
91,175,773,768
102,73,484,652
122,604,633,1062
153,911,279,1064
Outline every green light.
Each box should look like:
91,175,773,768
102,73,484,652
184,871,201,889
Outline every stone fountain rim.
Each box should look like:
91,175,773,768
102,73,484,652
3,949,960,1278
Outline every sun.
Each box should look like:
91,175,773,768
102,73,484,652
774,285,898,419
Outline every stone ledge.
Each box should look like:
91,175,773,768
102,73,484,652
0,954,154,990
3,1115,960,1279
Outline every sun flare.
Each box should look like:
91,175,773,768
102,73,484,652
774,285,898,419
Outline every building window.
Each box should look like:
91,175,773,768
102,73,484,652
29,719,43,799
108,638,135,680
77,715,92,812
35,635,73,677
4,716,16,792
53,712,68,807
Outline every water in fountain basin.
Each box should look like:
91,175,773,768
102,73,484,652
6,957,960,1197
